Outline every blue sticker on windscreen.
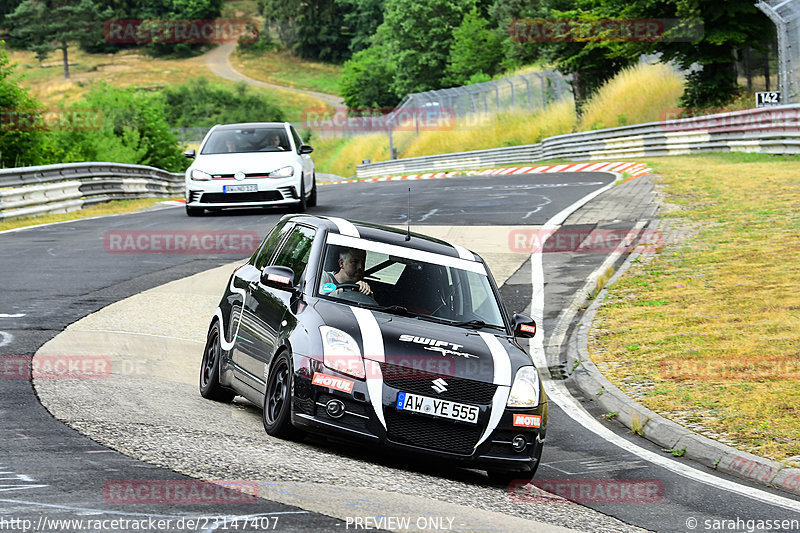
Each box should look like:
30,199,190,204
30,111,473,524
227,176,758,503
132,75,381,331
321,283,337,293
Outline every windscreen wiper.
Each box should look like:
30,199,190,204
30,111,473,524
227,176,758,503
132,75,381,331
447,319,506,332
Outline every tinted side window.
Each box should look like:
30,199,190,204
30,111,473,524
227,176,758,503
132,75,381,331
273,225,316,284
254,221,293,270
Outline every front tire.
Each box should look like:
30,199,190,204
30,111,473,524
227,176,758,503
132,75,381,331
486,439,543,486
262,352,303,439
199,322,235,402
186,205,204,217
295,176,307,212
307,173,317,207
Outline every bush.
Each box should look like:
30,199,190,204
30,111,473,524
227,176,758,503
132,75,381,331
162,77,284,127
339,44,397,110
0,40,48,167
50,82,186,171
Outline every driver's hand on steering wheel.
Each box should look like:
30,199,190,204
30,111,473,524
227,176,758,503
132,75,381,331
356,280,372,295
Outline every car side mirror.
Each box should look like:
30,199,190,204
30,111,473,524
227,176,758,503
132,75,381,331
513,313,537,338
260,265,297,292
299,145,314,154
184,148,196,159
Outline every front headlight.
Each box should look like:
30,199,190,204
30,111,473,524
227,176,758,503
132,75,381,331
191,169,212,181
320,326,365,379
507,366,541,408
269,166,294,178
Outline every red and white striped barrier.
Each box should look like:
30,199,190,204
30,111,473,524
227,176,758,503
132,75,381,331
319,161,651,186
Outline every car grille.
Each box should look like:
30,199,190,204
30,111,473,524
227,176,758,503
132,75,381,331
211,173,273,179
200,191,283,204
384,410,483,455
380,363,496,404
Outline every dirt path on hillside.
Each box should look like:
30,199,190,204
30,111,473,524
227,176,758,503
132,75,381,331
204,42,343,107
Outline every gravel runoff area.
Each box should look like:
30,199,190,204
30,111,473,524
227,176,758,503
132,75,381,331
34,225,646,533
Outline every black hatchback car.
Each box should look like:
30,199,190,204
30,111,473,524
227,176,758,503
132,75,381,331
199,215,548,482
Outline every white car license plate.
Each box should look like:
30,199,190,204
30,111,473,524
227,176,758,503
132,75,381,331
395,392,479,424
223,184,257,193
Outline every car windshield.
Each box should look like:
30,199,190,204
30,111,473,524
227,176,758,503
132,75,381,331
200,128,290,154
317,241,506,330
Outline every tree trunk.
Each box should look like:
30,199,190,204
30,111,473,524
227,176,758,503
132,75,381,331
61,41,70,80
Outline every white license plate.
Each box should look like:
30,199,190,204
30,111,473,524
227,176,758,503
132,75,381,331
223,184,257,193
395,392,479,424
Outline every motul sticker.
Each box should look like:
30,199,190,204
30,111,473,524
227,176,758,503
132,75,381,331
312,372,354,394
513,414,541,428
267,273,291,285
520,324,536,334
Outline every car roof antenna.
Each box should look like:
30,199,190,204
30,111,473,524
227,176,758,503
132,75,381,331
405,187,412,241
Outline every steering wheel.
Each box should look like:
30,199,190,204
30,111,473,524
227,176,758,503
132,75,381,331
335,283,362,292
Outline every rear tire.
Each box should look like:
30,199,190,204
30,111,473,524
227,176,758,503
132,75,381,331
262,352,303,439
186,205,204,217
307,173,317,207
199,322,235,403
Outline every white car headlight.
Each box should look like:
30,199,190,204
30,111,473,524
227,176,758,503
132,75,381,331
507,366,541,408
269,166,294,178
191,169,212,181
320,326,365,379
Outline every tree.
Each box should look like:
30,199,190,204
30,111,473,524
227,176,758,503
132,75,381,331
446,7,504,86
0,40,48,168
339,44,397,109
263,0,351,62
381,0,476,96
6,0,111,79
336,0,385,54
639,0,774,109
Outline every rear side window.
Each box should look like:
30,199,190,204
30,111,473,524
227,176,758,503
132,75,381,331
254,221,292,270
273,225,316,284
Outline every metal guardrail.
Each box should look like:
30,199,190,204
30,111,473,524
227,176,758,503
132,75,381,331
3,106,799,219
0,162,183,220
356,105,800,178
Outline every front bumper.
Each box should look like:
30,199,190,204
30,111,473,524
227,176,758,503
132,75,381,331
292,360,548,472
185,176,300,208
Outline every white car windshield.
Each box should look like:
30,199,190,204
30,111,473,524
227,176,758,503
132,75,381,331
201,128,290,154
317,241,506,330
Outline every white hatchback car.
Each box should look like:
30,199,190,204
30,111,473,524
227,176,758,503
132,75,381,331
184,122,316,216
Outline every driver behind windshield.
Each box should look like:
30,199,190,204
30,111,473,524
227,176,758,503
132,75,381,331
320,247,373,296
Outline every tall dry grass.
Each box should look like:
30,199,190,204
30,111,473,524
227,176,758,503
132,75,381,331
578,62,685,130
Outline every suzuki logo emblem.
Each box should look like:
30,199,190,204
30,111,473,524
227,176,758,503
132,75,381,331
431,378,448,394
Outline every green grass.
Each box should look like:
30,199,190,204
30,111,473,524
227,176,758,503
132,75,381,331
589,153,800,461
231,49,343,95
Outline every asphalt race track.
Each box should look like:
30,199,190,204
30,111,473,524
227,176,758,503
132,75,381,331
1,172,799,532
